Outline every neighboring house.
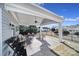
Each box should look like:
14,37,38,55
63,25,79,34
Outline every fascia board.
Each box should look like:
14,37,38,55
31,3,63,19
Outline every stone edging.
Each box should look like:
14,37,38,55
62,42,79,53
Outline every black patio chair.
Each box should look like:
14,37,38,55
13,42,27,56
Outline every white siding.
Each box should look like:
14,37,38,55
2,9,14,56
0,7,2,56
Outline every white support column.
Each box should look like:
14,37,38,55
58,22,63,42
39,26,42,40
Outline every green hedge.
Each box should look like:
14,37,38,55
19,25,37,35
74,32,79,36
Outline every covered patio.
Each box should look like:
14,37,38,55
0,3,63,56
5,3,63,41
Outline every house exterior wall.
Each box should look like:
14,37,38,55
0,3,19,56
0,5,2,56
2,9,13,56
0,4,16,56
2,8,20,56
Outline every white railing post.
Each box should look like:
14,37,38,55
39,26,43,40
39,26,41,39
58,22,63,42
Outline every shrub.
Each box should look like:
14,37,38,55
28,25,37,34
63,30,70,36
19,25,27,35
19,25,37,35
54,29,58,34
74,32,79,36
51,28,55,32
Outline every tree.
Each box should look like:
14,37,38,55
19,25,38,35
28,25,37,34
19,25,27,35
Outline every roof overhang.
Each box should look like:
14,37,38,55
4,3,63,26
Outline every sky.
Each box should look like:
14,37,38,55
40,3,79,27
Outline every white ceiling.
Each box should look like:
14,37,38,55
13,11,57,26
